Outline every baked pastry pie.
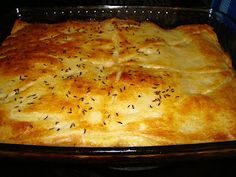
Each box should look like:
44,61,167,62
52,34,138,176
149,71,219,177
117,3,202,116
0,18,235,146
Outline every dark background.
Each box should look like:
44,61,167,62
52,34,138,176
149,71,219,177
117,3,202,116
1,0,211,8
0,1,235,177
1,157,236,177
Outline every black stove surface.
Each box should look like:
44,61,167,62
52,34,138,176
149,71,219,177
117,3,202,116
1,157,236,177
2,0,210,8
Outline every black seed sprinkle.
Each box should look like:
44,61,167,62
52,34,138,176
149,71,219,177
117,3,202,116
152,99,157,102
138,95,141,98
88,107,93,110
132,105,135,109
19,75,25,81
56,128,60,131
83,128,87,134
82,109,87,115
27,94,37,98
31,93,37,97
43,116,48,120
117,121,123,124
116,113,119,116
70,123,75,128
149,105,153,108
53,75,58,78
165,94,170,97
14,88,20,95
55,121,59,125
68,108,72,114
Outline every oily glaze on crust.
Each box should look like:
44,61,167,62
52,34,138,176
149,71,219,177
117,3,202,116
0,18,235,147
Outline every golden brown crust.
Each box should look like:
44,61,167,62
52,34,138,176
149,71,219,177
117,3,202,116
0,18,235,147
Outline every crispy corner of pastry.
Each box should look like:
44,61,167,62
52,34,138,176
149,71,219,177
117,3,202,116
11,19,29,34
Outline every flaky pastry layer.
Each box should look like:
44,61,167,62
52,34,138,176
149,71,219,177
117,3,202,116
0,18,235,147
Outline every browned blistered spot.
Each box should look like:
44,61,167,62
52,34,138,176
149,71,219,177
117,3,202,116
175,24,215,36
25,94,73,113
179,95,219,116
11,121,33,134
119,70,163,86
89,49,114,59
0,39,61,76
143,37,165,45
212,133,229,141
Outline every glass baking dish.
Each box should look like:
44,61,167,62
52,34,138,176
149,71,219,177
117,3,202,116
0,6,236,168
